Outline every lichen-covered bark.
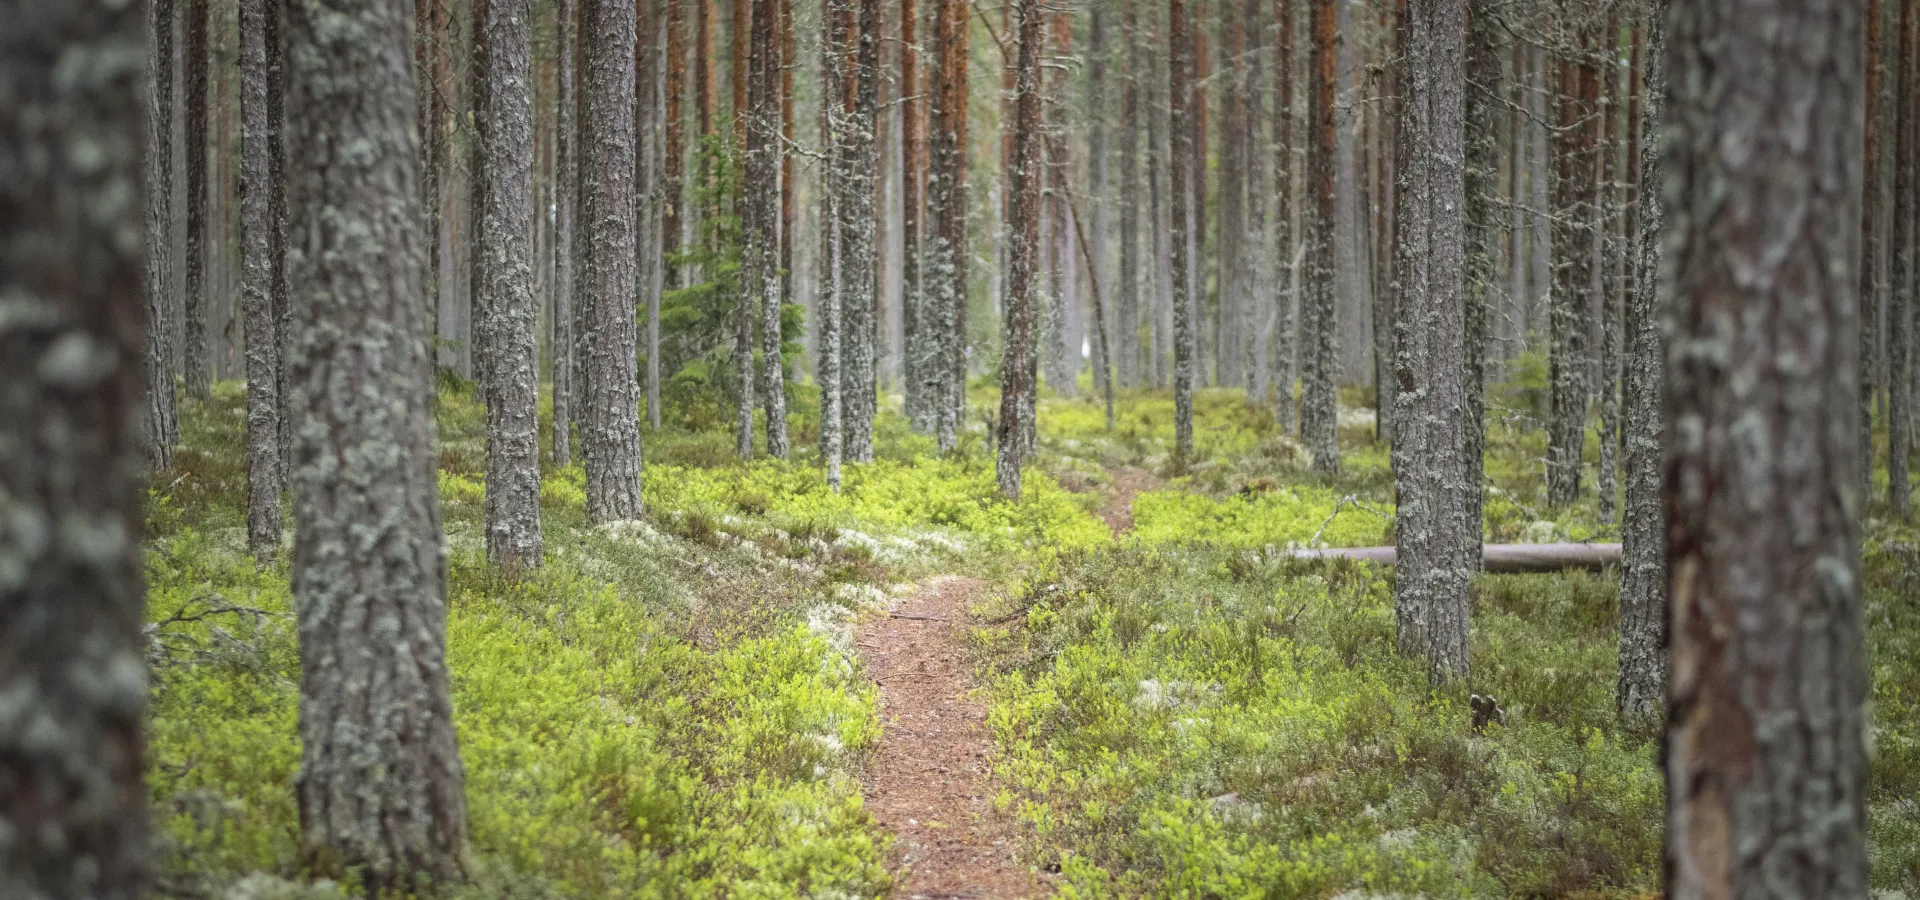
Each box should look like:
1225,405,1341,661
1272,0,1297,433
269,0,293,471
476,0,543,566
927,0,969,452
1596,14,1623,524
552,0,575,468
819,0,851,488
579,0,644,521
901,0,934,432
1616,0,1667,726
841,0,882,463
1116,0,1143,391
1391,0,1471,683
239,0,282,562
0,1,151,892
1547,23,1598,507
145,0,180,469
1663,0,1869,888
1169,0,1197,465
1889,0,1915,517
183,0,210,398
1462,0,1497,553
282,0,469,886
997,0,1044,500
746,0,788,458
1300,0,1340,473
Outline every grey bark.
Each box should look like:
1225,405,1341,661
417,0,443,383
1391,0,1472,683
820,0,850,487
240,0,282,562
476,0,543,567
579,0,644,521
1462,0,1497,553
553,0,575,467
145,0,180,469
1860,0,1880,502
841,0,881,463
997,0,1043,500
0,0,152,891
1272,0,1297,433
747,0,787,458
1617,0,1666,727
1547,24,1596,507
1596,18,1623,523
927,0,968,452
1243,0,1269,406
283,0,468,886
1169,0,1196,465
1300,0,1339,473
183,0,210,398
1890,0,1914,517
1117,0,1143,391
269,0,292,471
1663,0,1870,888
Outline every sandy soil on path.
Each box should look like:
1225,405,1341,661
856,576,1050,899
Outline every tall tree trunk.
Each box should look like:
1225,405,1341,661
696,0,715,197
730,0,753,459
269,0,292,468
997,0,1044,499
1043,10,1076,399
1617,0,1666,726
1547,21,1597,506
1272,0,1297,432
1861,0,1881,501
553,0,576,465
820,0,852,487
476,0,543,566
1463,0,1497,558
417,0,442,372
580,0,644,521
0,0,151,890
928,0,969,452
841,0,882,461
779,0,795,342
1300,0,1340,473
1243,0,1269,405
731,0,747,146
1374,0,1402,444
284,0,469,885
146,0,181,468
902,0,933,431
1117,0,1143,391
747,0,787,457
1596,13,1623,523
1891,0,1915,516
1215,0,1246,392
663,0,684,295
1663,0,1869,889
1149,4,1171,390
183,0,211,397
1170,0,1197,464
1090,5,1115,406
1391,0,1471,682
240,0,282,561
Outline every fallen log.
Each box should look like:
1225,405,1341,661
1286,542,1622,574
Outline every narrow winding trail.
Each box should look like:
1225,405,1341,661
1096,465,1162,535
857,576,1048,899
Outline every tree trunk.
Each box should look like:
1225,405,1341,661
1462,0,1497,556
820,0,852,488
1374,0,1402,445
1043,10,1076,400
417,0,443,375
1664,0,1870,889
662,0,683,297
146,0,180,468
1273,0,1297,432
1117,0,1143,391
580,0,644,521
779,0,796,349
476,0,543,566
1596,13,1623,523
1891,0,1915,517
928,0,969,452
240,0,282,562
269,0,293,469
997,0,1044,499
283,0,469,885
1547,23,1597,507
1243,0,1269,405
1861,0,1881,502
1170,0,1197,464
902,0,934,431
1216,1,1246,392
553,0,576,466
0,0,151,890
839,0,882,462
732,0,747,146
183,0,210,398
747,0,787,458
1617,0,1667,727
1300,0,1339,473
1391,0,1471,683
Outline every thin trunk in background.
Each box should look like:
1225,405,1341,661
779,0,795,334
0,0,151,889
554,0,576,464
1301,0,1340,473
1243,0,1269,405
1596,13,1622,523
283,0,469,883
1273,0,1297,432
1861,0,1882,498
663,0,684,295
841,0,882,461
903,0,934,431
580,0,645,521
732,0,747,146
268,0,291,466
1462,0,1497,551
1891,0,1914,516
1117,0,1143,390
997,0,1044,499
184,0,211,397
747,0,787,457
1663,0,1869,887
239,0,281,561
928,0,969,451
146,0,181,467
1547,20,1598,507
1170,0,1197,464
1375,0,1402,444
820,0,852,487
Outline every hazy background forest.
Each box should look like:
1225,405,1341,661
3,0,1915,896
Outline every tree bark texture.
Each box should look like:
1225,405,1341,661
475,0,543,566
820,0,851,488
240,0,283,562
0,0,151,890
552,0,576,467
1117,0,1143,391
1301,0,1340,473
283,0,469,886
928,0,969,452
1169,0,1197,464
579,0,644,521
1860,0,1880,502
1391,0,1472,683
1042,10,1075,400
268,0,293,470
902,0,934,432
1596,14,1623,525
1547,22,1598,507
1617,0,1668,726
840,0,881,462
1273,0,1297,433
1890,0,1915,516
1462,0,1497,553
997,0,1044,500
746,0,787,458
662,0,683,297
183,0,210,397
1663,0,1869,889
1242,0,1269,405
145,0,180,468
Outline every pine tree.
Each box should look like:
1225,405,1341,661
183,0,211,398
1546,18,1598,507
1890,0,1914,517
0,0,152,889
240,0,282,562
580,0,645,521
997,0,1044,500
1272,0,1297,432
903,0,935,432
1664,0,1869,888
820,0,852,488
746,0,788,457
1861,0,1882,501
1117,0,1144,391
283,0,469,885
928,0,970,452
553,0,577,466
1300,0,1339,473
1462,0,1498,556
1391,0,1472,682
1170,0,1198,464
842,0,882,461
145,0,181,468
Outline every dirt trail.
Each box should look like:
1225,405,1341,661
1096,465,1162,535
857,576,1049,899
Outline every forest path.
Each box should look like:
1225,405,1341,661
1096,465,1162,535
857,576,1050,899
